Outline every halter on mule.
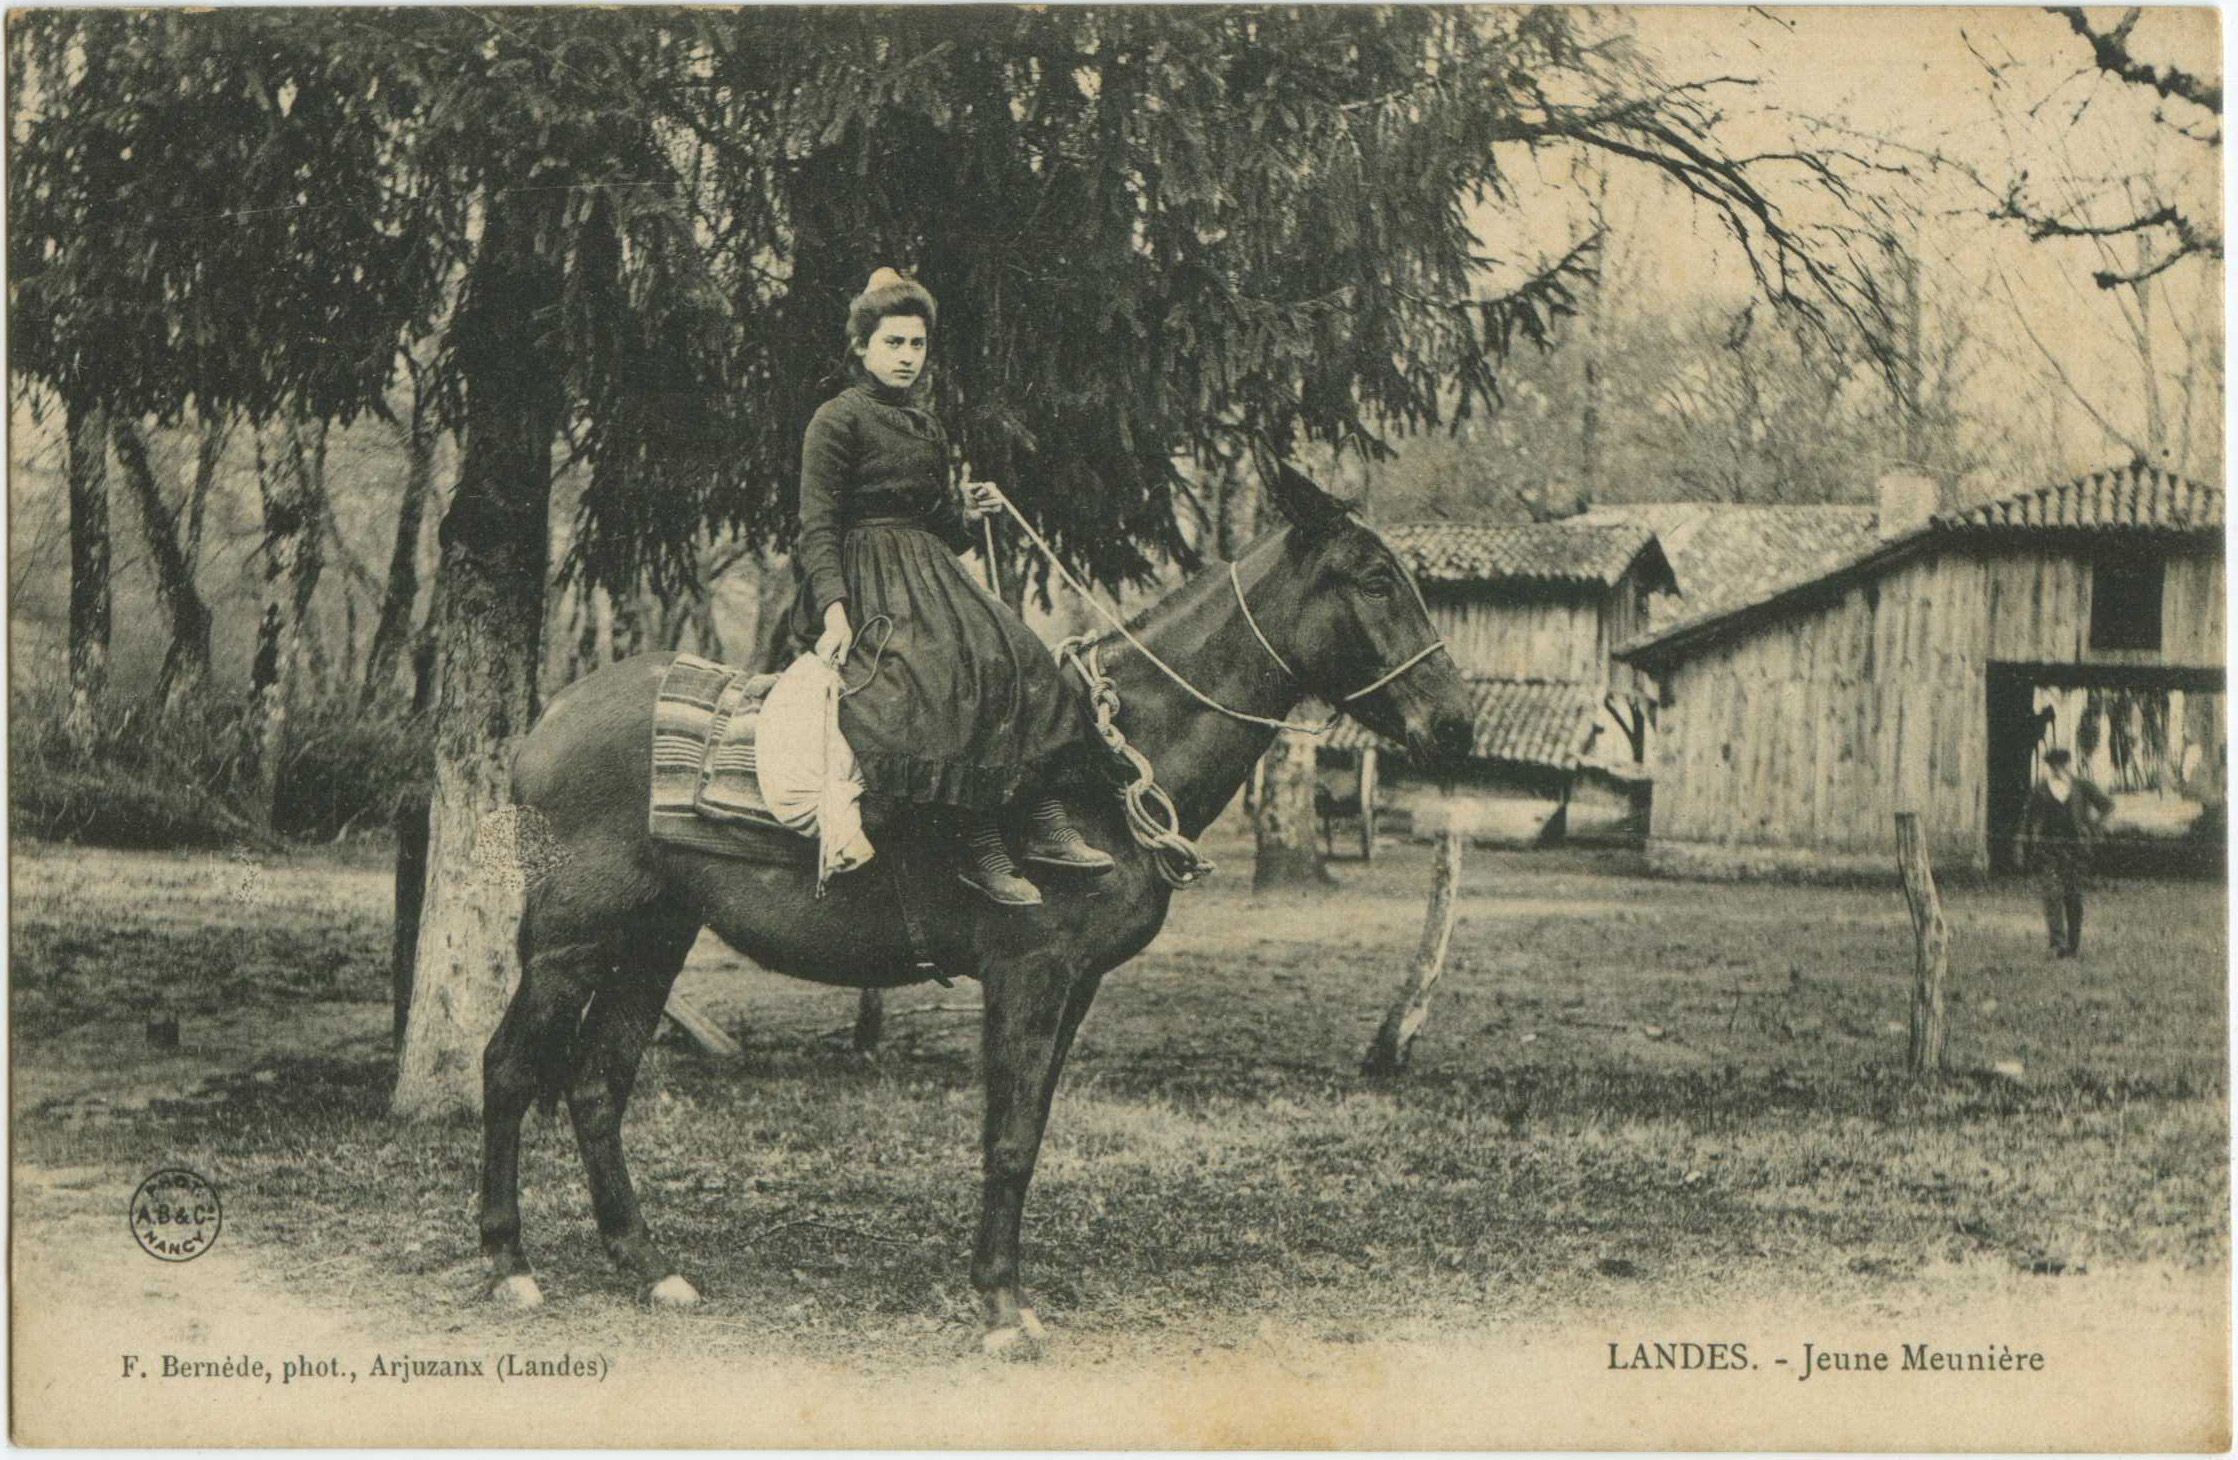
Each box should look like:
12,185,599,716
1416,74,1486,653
983,483,1449,887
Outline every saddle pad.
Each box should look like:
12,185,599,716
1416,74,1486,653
647,654,808,864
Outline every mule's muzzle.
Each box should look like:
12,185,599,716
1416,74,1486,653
1426,708,1474,768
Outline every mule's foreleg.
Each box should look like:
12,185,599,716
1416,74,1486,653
972,958,1102,1355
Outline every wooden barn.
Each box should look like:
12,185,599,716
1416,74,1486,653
1323,520,1676,847
1615,466,2225,879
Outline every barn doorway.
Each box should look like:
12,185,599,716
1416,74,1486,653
1985,666,2041,875
1986,662,2226,877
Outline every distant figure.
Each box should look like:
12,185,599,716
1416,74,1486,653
2016,748,2115,959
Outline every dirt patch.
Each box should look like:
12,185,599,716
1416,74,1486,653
11,834,2228,1444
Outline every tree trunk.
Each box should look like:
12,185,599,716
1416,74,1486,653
340,582,362,692
410,571,445,716
2174,301,2204,475
1254,728,1331,890
1362,823,1464,1075
1210,463,1230,559
1898,246,1924,464
610,584,647,658
1579,166,1608,488
392,791,431,1053
285,417,332,697
1213,453,1256,561
748,551,798,673
245,419,326,829
392,193,562,1122
182,412,225,571
690,593,723,662
111,418,214,710
1895,811,1950,1076
2131,233,2162,457
364,381,435,709
65,398,111,747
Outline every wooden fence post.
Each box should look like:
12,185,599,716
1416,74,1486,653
1362,822,1464,1075
853,989,885,1055
1358,746,1378,862
663,992,742,1061
1894,811,1950,1074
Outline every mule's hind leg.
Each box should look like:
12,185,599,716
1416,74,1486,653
564,906,702,1305
479,927,599,1308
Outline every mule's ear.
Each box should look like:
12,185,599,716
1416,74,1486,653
1266,460,1353,540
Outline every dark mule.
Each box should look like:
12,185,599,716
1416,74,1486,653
482,464,1473,1352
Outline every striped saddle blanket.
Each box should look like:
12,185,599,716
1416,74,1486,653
647,654,809,863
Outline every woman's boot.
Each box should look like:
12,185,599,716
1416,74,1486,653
958,812,1042,906
1021,795,1115,872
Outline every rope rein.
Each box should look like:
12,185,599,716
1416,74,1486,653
970,481,1444,891
1055,637,1217,888
986,485,1445,734
983,488,1339,735
834,614,896,697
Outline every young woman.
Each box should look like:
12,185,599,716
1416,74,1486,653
789,268,1112,906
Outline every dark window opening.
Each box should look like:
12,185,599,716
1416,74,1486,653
2090,559,2164,651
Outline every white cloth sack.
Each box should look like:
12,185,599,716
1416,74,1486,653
754,653,872,890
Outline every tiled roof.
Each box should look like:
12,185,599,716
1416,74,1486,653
1615,465,2226,667
1936,463,2221,534
1320,712,1391,754
1580,503,1880,629
1324,677,1606,770
1382,521,1670,589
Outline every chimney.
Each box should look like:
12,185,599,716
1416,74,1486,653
1876,474,1937,540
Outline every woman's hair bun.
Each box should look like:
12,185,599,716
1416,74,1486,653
847,267,939,345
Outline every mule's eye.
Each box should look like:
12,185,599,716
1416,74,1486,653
1360,575,1395,600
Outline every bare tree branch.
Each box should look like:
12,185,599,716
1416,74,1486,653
1990,262,2146,459
2049,6,2221,113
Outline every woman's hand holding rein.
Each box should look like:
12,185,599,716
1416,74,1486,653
961,480,1001,522
817,600,854,665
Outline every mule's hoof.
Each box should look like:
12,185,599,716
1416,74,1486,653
646,1275,701,1308
1018,1307,1046,1341
981,1323,1046,1362
491,1274,545,1309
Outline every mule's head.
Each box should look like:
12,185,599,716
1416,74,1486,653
1256,461,1473,768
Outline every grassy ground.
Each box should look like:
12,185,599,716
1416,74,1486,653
11,830,2228,1377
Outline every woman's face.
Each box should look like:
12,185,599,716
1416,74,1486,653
855,313,928,389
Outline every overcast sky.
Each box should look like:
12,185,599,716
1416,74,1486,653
1465,5,2222,486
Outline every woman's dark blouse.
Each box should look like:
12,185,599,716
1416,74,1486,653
796,383,973,621
789,376,1088,810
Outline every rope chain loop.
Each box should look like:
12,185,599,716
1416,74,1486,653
1055,636,1216,890
978,478,1444,891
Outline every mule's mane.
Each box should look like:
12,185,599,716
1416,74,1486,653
1077,506,1409,659
1078,523,1295,655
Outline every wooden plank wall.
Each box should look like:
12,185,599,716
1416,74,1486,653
1603,568,1652,698
1429,589,1607,684
2160,553,2226,667
1974,546,2223,665
1653,544,2226,869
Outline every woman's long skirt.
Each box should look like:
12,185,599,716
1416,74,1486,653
806,521,1094,813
